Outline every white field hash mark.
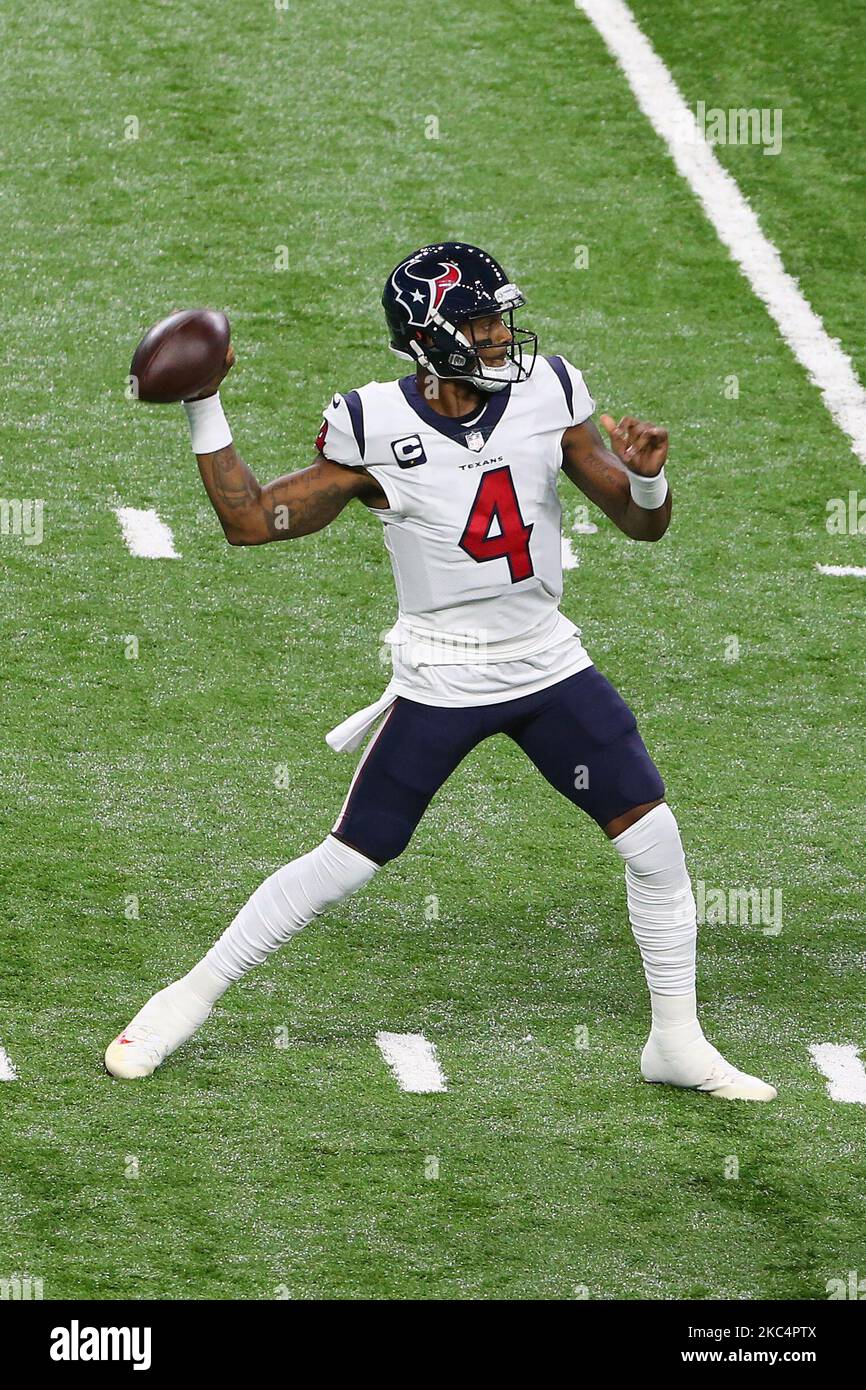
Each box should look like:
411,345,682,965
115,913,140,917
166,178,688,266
0,1046,17,1081
561,535,579,570
375,1032,447,1093
115,507,180,559
574,0,866,468
809,1044,866,1104
816,564,866,579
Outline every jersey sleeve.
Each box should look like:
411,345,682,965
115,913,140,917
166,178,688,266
314,386,403,514
546,355,595,427
315,390,366,468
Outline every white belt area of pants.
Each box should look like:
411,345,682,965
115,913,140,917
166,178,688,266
325,616,578,753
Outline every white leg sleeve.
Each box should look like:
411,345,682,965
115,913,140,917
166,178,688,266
608,805,776,1098
611,803,696,997
203,834,379,986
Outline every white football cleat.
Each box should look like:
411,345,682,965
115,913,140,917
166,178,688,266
105,978,213,1079
641,1022,777,1101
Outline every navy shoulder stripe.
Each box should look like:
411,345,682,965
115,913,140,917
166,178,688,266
546,355,573,419
343,389,366,460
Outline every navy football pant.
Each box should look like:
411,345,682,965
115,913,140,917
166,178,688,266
333,666,665,866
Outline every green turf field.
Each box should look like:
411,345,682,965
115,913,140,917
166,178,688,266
1,0,865,1300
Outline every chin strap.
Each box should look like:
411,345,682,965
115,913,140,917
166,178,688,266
407,338,431,369
472,370,513,394
405,321,520,393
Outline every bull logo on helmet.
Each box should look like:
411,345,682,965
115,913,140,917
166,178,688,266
391,258,462,328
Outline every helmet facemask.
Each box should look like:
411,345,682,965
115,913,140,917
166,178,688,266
405,287,538,394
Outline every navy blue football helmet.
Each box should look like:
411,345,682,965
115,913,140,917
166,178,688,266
382,242,537,392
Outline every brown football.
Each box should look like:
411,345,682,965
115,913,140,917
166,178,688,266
129,308,230,403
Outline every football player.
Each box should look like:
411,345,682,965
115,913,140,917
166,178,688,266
106,243,775,1100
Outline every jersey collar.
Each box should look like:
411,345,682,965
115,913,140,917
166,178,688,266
398,376,512,450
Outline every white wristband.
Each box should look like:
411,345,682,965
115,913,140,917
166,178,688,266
627,466,668,510
182,392,232,454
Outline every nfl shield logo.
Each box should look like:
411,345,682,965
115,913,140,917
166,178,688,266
464,429,485,452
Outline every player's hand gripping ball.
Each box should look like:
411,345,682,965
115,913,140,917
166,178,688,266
129,309,233,403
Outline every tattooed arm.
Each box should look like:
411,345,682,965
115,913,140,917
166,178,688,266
195,445,388,545
184,347,387,544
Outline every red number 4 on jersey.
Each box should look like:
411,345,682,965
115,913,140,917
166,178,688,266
459,465,534,583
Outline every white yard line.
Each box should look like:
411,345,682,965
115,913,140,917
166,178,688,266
816,563,866,579
375,1031,447,1093
0,1046,18,1081
114,507,180,559
809,1043,866,1104
574,0,866,468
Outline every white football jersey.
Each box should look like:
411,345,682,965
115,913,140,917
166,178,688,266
319,355,595,709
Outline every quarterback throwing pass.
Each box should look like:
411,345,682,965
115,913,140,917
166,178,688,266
106,242,776,1101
